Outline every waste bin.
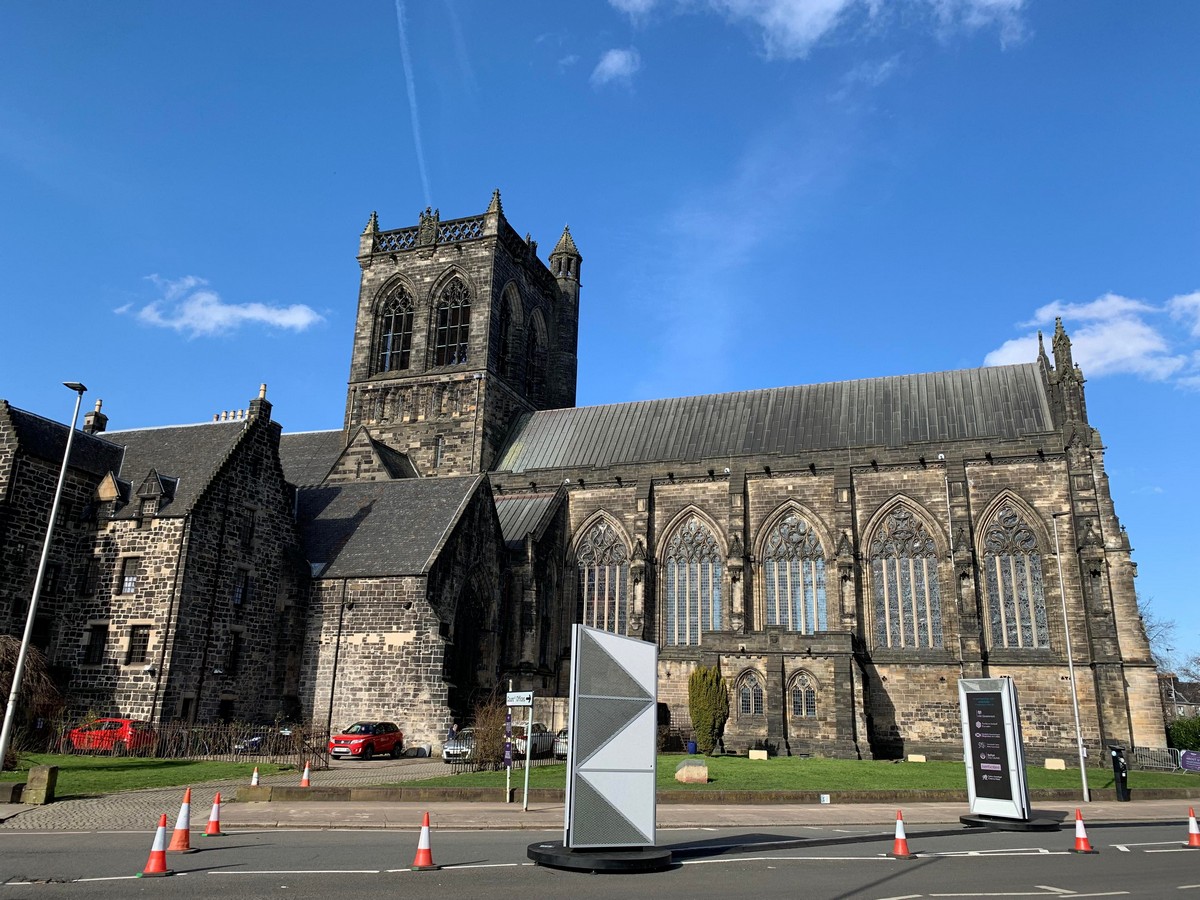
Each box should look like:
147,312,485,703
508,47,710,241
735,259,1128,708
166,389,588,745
686,740,697,755
1109,745,1130,802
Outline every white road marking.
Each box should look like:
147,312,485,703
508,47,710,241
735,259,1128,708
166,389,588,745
1113,845,1129,852
681,855,893,864
934,848,1064,857
210,869,382,874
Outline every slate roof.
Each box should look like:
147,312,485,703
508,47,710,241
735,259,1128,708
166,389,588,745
279,430,346,486
495,363,1055,473
4,403,124,477
494,491,562,551
104,421,248,519
296,475,485,578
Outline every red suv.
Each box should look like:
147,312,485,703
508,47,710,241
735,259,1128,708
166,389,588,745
67,718,157,754
328,721,404,759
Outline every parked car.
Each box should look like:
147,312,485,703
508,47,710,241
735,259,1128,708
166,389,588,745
328,721,403,759
512,722,554,757
232,726,294,754
442,727,476,763
554,727,569,760
67,718,156,754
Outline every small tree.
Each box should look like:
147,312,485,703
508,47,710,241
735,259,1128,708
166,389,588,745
688,665,729,755
1168,716,1200,752
0,636,64,770
469,691,510,771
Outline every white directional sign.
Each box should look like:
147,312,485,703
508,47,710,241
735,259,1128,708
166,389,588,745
506,691,534,707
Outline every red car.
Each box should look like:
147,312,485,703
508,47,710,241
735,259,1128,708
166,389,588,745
67,718,157,754
328,721,404,759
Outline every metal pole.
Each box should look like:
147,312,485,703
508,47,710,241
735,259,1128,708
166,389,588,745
1053,511,1090,803
523,703,533,811
0,382,86,767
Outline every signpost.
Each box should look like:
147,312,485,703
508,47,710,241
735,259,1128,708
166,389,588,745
507,689,535,810
958,677,1034,825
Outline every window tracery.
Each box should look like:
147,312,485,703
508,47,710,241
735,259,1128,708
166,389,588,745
663,515,722,647
982,502,1049,649
433,279,470,366
761,512,827,633
375,285,414,373
869,506,943,649
738,673,764,717
790,673,817,718
576,520,630,634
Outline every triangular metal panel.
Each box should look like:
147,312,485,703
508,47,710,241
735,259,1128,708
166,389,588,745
569,772,653,847
578,630,652,699
580,698,657,772
575,696,652,762
576,771,655,844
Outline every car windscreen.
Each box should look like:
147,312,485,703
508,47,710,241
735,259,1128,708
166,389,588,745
342,723,373,735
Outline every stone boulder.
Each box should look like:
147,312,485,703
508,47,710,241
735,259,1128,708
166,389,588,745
675,759,709,784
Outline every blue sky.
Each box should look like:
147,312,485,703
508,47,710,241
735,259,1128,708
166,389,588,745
3,2,1198,665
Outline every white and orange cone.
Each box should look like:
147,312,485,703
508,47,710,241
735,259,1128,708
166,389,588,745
410,811,440,870
1070,808,1098,854
1185,807,1200,849
204,792,224,837
167,787,198,853
137,814,175,877
889,809,917,859
250,766,260,787
300,761,311,787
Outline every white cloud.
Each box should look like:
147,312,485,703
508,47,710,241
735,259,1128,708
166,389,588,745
984,291,1195,385
830,53,901,101
591,48,642,87
126,275,324,338
1167,290,1200,338
609,0,1025,59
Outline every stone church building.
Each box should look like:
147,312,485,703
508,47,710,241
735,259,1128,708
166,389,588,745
0,191,1165,759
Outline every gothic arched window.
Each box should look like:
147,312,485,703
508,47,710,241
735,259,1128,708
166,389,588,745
738,673,764,717
576,520,630,634
790,673,817,718
870,506,943,649
983,503,1049,649
375,285,414,373
762,511,827,633
497,301,513,379
663,515,723,647
433,279,471,366
525,326,546,404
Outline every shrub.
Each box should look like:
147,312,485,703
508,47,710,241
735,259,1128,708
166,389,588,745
688,665,729,755
468,691,510,770
1168,715,1200,751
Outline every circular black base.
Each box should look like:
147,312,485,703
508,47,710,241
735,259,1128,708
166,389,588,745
527,841,673,873
960,814,1062,832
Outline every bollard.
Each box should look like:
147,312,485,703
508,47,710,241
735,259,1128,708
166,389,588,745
1109,745,1130,802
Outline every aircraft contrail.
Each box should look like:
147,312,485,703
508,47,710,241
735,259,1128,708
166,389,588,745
394,0,431,207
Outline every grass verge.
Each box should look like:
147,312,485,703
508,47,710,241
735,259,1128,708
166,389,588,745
0,753,288,799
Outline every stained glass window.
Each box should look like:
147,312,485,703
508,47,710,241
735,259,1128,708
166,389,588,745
576,520,629,634
375,285,414,373
870,506,943,648
664,515,723,646
762,511,827,633
433,279,471,366
983,503,1049,649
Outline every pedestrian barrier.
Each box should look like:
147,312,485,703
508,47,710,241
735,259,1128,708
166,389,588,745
137,814,175,877
167,787,197,853
889,809,917,859
1070,808,1097,854
204,792,224,837
410,811,440,871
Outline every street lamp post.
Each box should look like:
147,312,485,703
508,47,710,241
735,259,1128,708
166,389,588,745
1052,510,1090,803
0,382,87,768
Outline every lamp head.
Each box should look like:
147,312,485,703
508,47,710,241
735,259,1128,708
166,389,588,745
63,382,87,393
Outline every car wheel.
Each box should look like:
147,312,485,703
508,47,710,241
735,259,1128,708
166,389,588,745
390,743,402,759
362,744,374,760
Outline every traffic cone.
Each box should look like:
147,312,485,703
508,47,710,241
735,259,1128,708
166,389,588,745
1185,807,1200,849
137,814,175,877
167,787,198,853
300,761,311,787
1070,808,1098,854
250,766,260,787
410,811,440,871
204,792,224,837
889,809,917,859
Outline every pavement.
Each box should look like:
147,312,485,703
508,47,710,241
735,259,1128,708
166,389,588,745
0,758,1195,833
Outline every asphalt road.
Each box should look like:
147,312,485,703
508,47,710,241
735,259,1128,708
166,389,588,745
2,821,1199,898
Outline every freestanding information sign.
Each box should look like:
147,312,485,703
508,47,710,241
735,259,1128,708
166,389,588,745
958,677,1032,823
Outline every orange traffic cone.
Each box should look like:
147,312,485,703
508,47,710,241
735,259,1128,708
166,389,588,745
137,814,175,877
410,811,440,871
300,761,311,787
167,787,198,853
1070,808,1098,854
251,766,260,786
1185,807,1200,849
889,809,917,859
204,792,224,837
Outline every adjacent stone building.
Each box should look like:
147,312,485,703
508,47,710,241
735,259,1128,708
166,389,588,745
0,191,1166,758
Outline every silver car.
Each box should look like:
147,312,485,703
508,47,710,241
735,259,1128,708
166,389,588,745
442,728,475,763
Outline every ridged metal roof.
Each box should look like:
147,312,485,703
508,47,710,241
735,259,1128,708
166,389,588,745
494,492,561,550
495,363,1053,473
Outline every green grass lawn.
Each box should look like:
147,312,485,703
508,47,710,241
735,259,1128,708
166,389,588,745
0,754,289,799
401,755,1199,793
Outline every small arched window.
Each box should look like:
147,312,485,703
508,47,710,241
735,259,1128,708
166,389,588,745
791,673,817,718
983,502,1049,649
576,520,630,634
762,511,827,633
375,285,414,373
525,325,546,403
738,673,764,717
497,301,513,379
663,515,722,647
870,506,943,649
433,279,471,366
